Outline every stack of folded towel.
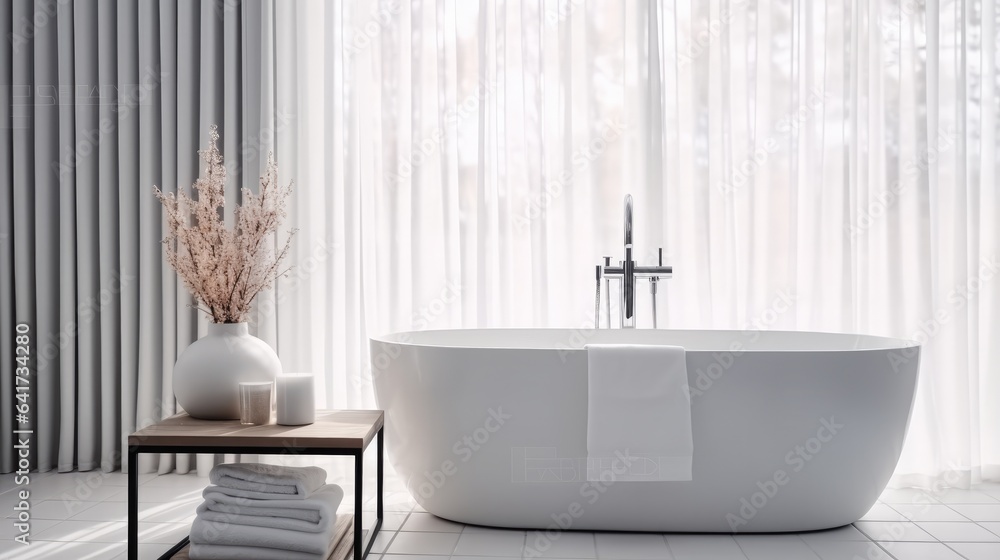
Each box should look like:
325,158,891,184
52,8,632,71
188,463,348,560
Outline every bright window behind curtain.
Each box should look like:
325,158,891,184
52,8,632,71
266,0,999,487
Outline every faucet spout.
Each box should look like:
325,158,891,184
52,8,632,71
624,194,633,248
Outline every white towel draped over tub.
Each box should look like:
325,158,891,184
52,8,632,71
585,344,694,482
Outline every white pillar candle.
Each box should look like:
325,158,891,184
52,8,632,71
276,373,315,426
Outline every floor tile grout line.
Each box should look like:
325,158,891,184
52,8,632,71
872,539,900,560
520,526,527,560
795,531,827,559
731,533,751,560
446,517,462,557
379,505,415,555
978,520,1000,538
889,500,985,524
939,540,976,560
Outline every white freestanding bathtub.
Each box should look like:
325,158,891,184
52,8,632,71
370,329,919,532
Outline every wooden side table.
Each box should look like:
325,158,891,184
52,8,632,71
127,410,384,560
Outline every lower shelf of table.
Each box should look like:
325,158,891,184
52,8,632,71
161,514,358,560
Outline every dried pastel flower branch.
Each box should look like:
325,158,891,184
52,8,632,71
155,125,295,323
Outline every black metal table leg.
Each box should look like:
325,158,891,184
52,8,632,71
128,446,139,560
377,426,384,520
367,427,384,559
354,450,363,560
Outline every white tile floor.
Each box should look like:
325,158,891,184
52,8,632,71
1,471,999,560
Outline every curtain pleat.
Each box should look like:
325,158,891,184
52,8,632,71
32,0,59,473
97,0,121,473
55,0,77,473
10,0,37,470
117,0,139,472
137,0,166,475
0,0,15,472
73,0,100,473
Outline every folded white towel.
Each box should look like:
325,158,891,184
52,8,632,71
190,512,337,555
209,463,327,500
188,543,329,560
586,344,693,482
189,513,352,560
197,484,343,533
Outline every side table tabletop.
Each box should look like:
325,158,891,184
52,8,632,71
127,410,384,560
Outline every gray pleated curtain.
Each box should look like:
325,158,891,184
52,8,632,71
0,0,269,474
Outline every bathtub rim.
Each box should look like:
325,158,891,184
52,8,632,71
370,327,919,354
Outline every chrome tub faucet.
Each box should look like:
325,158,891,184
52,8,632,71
595,194,672,328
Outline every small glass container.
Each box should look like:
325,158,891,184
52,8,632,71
239,382,273,425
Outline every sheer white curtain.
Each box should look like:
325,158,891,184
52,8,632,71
268,0,999,488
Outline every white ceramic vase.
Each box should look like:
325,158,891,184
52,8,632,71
173,322,281,420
